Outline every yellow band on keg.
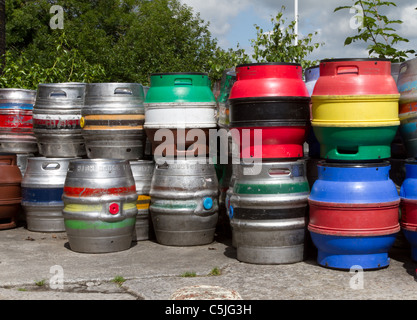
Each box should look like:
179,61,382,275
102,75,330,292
83,114,145,121
137,195,151,210
311,94,400,127
64,202,137,213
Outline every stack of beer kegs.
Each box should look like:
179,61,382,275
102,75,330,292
0,88,36,229
228,62,311,264
397,57,417,259
308,58,401,270
144,72,219,246
22,83,86,233
59,83,149,253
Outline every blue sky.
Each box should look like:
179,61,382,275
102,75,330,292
180,0,417,64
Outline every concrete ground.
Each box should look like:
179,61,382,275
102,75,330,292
0,221,416,303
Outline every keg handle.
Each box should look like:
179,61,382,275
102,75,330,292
114,88,132,95
42,162,61,170
174,78,192,86
49,90,67,98
268,168,292,177
337,66,359,75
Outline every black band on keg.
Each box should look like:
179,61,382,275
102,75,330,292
231,206,307,220
229,96,310,127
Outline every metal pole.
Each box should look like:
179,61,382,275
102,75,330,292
294,0,298,45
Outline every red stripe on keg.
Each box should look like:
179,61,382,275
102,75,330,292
400,199,417,231
399,102,417,115
33,119,80,129
63,185,136,197
308,199,400,236
0,114,33,128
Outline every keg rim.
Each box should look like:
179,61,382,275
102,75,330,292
236,62,302,68
317,160,390,168
150,72,209,77
320,58,391,63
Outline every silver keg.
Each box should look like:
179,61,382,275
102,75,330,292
229,159,310,264
33,83,86,157
149,158,219,246
130,160,155,241
62,159,138,253
0,88,37,153
82,83,146,160
21,157,75,232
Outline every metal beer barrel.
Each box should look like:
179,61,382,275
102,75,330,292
33,83,86,157
62,159,138,253
21,157,75,232
82,83,146,160
149,158,219,246
229,160,309,264
0,89,37,154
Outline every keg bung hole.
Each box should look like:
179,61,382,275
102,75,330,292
126,148,131,152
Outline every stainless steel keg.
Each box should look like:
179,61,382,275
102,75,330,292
82,83,146,160
0,89,37,153
149,158,219,246
229,159,309,264
33,83,86,157
21,157,75,232
62,159,138,253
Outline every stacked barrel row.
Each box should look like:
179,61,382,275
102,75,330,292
0,88,37,229
308,58,401,270
226,63,311,264
19,82,156,253
397,57,417,261
144,73,219,247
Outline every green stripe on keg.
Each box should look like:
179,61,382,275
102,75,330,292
64,217,136,230
234,182,309,194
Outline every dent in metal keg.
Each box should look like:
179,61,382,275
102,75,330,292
149,158,219,246
229,160,309,264
129,160,155,241
21,157,75,232
82,83,146,160
62,159,138,253
33,83,86,157
0,89,37,153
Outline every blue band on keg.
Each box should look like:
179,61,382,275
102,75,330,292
21,187,64,203
0,103,34,110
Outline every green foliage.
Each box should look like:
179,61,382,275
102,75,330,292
207,45,250,82
4,0,220,86
250,6,323,69
0,32,106,89
334,0,416,62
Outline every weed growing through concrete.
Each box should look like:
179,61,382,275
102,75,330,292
35,279,46,286
112,276,126,287
209,267,221,276
181,271,197,277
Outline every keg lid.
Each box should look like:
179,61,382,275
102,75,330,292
236,62,301,68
